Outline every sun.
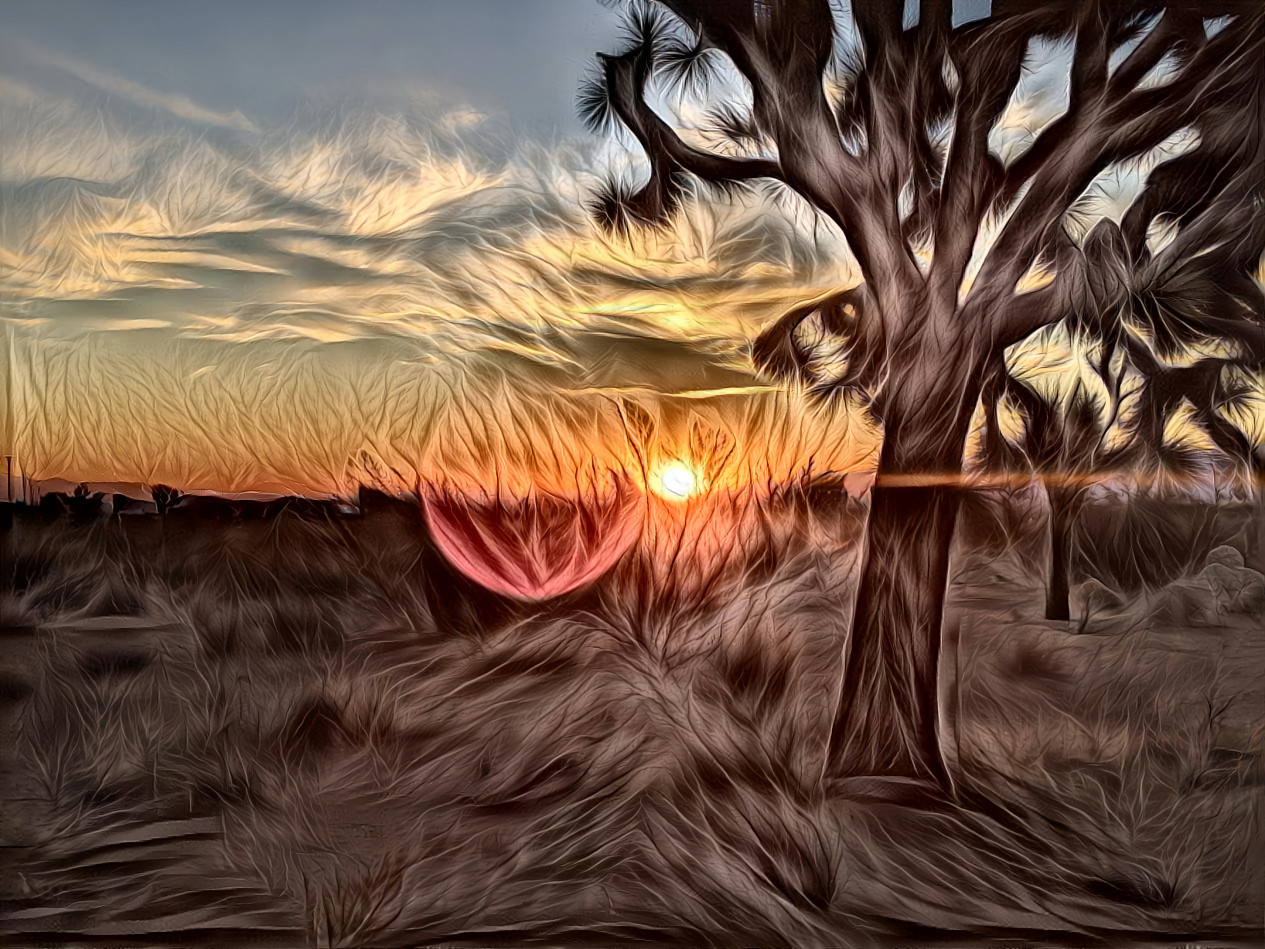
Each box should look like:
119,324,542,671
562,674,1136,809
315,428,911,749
654,460,700,500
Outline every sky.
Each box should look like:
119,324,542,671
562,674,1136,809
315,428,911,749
0,1,991,134
0,0,624,135
3,1,1249,500
0,1,882,497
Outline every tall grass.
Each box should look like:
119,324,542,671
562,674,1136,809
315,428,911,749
1,488,1261,946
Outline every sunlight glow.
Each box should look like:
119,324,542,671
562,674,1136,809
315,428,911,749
657,461,699,499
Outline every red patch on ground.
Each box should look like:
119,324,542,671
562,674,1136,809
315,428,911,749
422,481,644,600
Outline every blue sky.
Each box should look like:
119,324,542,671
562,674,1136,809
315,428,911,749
1,0,624,134
1,1,994,134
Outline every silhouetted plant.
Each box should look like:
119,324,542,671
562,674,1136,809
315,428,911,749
977,207,1263,619
67,483,105,521
149,484,182,517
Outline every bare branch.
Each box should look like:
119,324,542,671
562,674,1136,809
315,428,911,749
1068,2,1111,111
1107,7,1200,96
928,15,1032,312
1120,106,1257,261
751,285,874,386
656,1,918,301
991,282,1069,350
997,6,1209,210
594,46,782,231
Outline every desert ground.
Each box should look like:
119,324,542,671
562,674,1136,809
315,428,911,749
1,486,1262,947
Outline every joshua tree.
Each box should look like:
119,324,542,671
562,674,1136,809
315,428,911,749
978,225,1264,623
150,484,183,517
1127,353,1264,481
582,0,1264,790
67,483,106,521
978,370,1121,621
979,356,1257,622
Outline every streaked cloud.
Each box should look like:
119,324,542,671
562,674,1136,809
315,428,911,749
0,54,867,496
2,37,257,132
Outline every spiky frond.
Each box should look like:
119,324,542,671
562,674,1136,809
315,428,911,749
576,67,618,135
1217,367,1260,414
705,103,764,148
587,166,689,238
589,176,639,237
1151,435,1206,479
618,1,670,61
687,174,757,205
657,35,719,96
1133,255,1265,359
998,373,1113,475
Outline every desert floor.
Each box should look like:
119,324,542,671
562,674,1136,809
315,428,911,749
2,489,1261,947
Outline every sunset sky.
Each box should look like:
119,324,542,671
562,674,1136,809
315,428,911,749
2,1,1253,499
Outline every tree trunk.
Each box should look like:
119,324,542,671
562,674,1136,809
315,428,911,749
1045,483,1075,622
828,478,960,785
826,338,986,789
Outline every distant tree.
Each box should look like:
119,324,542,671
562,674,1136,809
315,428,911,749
981,373,1122,620
1126,353,1264,481
582,0,1264,791
979,363,1248,621
68,483,106,520
150,484,183,517
979,207,1264,621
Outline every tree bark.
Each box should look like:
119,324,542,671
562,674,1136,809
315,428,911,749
828,478,960,784
826,341,986,788
1045,483,1076,622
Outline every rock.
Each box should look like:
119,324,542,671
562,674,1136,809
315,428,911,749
1075,578,1125,616
1150,576,1217,626
1236,575,1265,614
1196,558,1265,616
1205,545,1245,569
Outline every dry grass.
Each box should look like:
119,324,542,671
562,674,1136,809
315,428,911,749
1,488,1261,947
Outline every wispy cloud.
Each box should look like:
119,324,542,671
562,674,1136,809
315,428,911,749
6,36,258,132
1,58,865,495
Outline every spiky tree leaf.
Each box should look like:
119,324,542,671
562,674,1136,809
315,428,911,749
657,34,719,95
576,70,618,134
705,103,763,147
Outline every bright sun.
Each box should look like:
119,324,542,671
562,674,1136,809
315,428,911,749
656,461,698,500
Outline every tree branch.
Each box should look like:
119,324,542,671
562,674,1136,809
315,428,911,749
657,0,922,305
594,46,782,231
751,285,875,386
991,282,1068,349
1107,7,1200,96
928,15,1032,314
997,5,1208,209
1068,1,1111,111
974,8,1262,338
1119,108,1254,261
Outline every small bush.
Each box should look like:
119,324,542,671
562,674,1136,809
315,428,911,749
1075,495,1253,592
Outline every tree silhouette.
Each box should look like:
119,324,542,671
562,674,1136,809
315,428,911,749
150,484,183,517
981,371,1125,620
979,356,1256,622
68,483,106,521
978,218,1264,622
583,0,1264,790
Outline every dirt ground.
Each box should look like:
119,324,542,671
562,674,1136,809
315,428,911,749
1,490,1261,947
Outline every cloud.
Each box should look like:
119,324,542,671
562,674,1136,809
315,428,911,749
3,35,257,132
1,59,864,495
